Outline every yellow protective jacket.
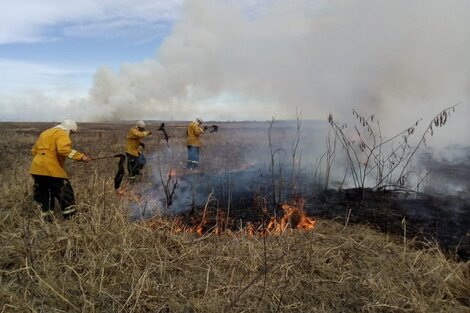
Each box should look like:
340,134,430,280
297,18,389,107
126,127,150,156
187,121,204,147
29,127,85,178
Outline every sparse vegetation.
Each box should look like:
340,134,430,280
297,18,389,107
327,104,459,193
0,121,468,312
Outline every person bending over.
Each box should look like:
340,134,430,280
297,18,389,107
29,119,91,221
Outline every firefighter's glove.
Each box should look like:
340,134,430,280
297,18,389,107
203,126,209,131
82,155,92,163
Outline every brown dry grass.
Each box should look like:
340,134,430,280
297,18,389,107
0,122,468,312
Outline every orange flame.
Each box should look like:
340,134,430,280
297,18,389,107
281,203,316,231
142,201,316,237
195,224,204,236
116,188,125,196
246,222,255,236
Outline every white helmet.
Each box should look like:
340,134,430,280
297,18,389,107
136,120,145,128
196,118,203,124
61,119,78,133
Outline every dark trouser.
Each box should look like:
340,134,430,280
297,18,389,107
126,153,146,178
187,145,200,169
32,175,76,219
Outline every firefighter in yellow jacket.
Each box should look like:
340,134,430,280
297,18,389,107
187,118,205,169
125,120,152,182
29,119,91,220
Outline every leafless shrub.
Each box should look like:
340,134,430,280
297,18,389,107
327,104,459,194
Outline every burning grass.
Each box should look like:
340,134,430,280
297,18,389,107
0,122,469,312
143,202,317,237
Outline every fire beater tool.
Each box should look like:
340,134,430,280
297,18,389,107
114,154,126,190
203,124,219,133
157,122,169,147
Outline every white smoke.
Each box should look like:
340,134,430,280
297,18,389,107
86,0,470,145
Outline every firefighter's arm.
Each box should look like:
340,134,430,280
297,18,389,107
56,134,87,161
32,143,38,157
128,128,151,139
191,123,204,135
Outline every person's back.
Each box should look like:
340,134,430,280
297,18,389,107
29,119,90,221
30,127,82,178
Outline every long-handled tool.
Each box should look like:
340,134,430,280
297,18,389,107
87,153,127,190
91,154,125,161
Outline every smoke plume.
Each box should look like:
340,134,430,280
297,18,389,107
89,0,470,144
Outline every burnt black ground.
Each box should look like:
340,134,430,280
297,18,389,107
170,167,470,260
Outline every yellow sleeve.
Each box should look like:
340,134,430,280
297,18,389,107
127,128,149,139
32,143,38,157
56,133,84,161
196,126,204,135
191,123,204,136
189,123,204,137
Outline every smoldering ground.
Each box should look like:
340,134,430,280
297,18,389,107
123,120,470,259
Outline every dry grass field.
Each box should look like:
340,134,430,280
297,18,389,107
0,121,468,312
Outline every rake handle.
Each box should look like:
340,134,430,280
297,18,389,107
91,154,125,161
